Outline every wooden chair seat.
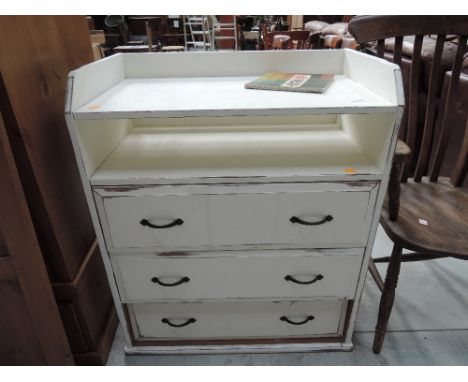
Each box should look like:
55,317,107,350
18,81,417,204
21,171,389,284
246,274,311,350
381,178,468,258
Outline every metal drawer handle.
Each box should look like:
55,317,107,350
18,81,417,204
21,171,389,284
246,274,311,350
280,315,315,326
290,215,333,226
151,276,190,287
285,274,324,285
161,318,196,328
140,218,184,229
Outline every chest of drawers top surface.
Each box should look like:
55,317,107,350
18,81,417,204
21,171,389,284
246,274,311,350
69,50,401,120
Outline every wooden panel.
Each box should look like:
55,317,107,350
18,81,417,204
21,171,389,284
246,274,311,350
429,35,468,182
0,107,73,365
376,39,385,58
74,243,114,348
413,34,446,181
0,16,95,281
0,257,15,280
405,34,423,178
73,307,119,366
349,16,468,42
53,241,115,349
58,303,89,353
112,249,363,302
131,300,345,340
392,36,403,67
450,118,468,186
0,280,46,365
0,229,7,257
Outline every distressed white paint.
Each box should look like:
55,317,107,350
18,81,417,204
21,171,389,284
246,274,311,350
344,106,404,345
341,113,396,172
343,49,402,106
124,341,353,354
70,113,397,185
74,75,395,119
94,182,377,197
112,249,363,302
90,123,382,185
68,54,125,112
64,50,404,354
96,184,377,251
74,119,131,177
64,113,134,347
68,50,400,119
123,50,345,79
130,299,345,340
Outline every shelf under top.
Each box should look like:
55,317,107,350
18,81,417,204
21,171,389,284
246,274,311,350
90,128,381,185
74,75,396,120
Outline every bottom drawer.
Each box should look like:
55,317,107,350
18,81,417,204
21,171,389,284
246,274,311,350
130,299,347,340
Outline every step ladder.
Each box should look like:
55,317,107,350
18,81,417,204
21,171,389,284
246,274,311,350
210,16,238,51
183,16,213,51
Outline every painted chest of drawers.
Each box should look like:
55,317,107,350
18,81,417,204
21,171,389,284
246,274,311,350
65,50,403,353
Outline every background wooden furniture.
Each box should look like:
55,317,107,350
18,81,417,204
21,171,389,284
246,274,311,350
89,30,106,60
271,35,291,49
263,30,311,50
349,15,468,354
65,50,403,353
0,108,74,365
0,16,117,365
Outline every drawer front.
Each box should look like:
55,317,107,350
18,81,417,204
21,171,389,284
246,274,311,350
96,183,377,251
113,249,363,302
130,299,346,340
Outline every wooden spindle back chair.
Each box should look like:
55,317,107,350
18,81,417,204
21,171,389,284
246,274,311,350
348,15,468,354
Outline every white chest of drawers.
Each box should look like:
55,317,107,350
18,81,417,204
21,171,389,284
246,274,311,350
65,50,403,354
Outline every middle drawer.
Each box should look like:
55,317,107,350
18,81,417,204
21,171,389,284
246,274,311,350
112,248,363,302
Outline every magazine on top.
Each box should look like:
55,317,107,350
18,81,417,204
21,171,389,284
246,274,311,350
245,72,334,94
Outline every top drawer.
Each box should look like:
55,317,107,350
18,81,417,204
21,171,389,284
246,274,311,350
94,183,378,252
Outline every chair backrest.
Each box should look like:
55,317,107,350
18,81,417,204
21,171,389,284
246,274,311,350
349,16,468,184
265,30,311,49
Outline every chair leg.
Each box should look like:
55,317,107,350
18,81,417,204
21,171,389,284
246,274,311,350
373,244,403,354
368,259,384,292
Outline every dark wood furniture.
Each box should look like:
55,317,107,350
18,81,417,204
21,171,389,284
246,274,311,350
349,15,468,354
0,16,117,365
264,30,311,50
271,35,291,50
0,107,74,365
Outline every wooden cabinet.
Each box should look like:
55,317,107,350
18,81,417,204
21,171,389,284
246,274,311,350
66,50,403,353
0,16,117,365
